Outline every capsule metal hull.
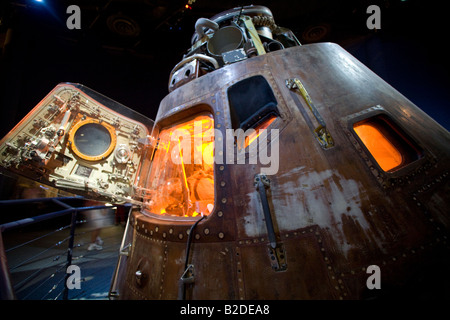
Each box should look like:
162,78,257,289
111,43,450,299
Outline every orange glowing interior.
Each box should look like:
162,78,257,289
354,122,402,171
237,116,276,150
145,113,214,217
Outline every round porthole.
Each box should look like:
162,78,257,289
68,118,116,161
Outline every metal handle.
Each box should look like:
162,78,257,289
254,174,277,249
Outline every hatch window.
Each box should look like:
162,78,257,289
353,115,423,172
144,113,214,218
228,75,279,131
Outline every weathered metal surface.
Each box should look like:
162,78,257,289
115,43,450,299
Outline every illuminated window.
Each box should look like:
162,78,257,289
353,115,422,172
145,113,214,217
238,115,277,150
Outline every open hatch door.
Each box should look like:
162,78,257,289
0,83,155,204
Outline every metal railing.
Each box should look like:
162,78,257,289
0,196,124,300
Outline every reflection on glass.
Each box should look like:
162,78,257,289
74,123,112,157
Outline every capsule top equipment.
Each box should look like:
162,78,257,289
168,5,301,92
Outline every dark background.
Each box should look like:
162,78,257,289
0,0,449,139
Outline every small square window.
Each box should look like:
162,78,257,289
353,115,423,172
227,75,279,130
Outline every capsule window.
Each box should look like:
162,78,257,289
144,112,215,218
238,115,277,150
353,115,423,172
228,75,279,131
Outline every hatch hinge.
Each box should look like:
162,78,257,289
268,244,287,272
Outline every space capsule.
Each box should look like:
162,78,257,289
0,5,449,300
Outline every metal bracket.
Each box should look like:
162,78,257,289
119,243,131,256
242,16,266,56
268,244,287,272
180,264,195,284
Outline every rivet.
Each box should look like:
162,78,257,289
169,228,173,234
178,233,183,240
219,165,224,171
204,228,210,235
221,197,227,204
219,232,224,239
163,232,166,238
195,234,200,240
218,211,223,217
155,226,159,232
220,181,226,187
